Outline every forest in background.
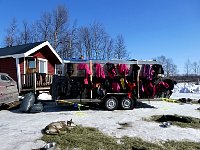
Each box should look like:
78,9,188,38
1,5,199,77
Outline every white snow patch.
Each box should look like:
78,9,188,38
170,83,200,100
37,93,52,100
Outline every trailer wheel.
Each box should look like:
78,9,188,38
104,96,118,111
120,97,133,110
121,97,137,110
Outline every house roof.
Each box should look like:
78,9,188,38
0,41,44,57
0,41,62,63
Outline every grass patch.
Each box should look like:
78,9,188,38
121,136,163,150
41,125,200,150
163,140,200,150
121,136,200,150
41,125,123,150
149,114,200,129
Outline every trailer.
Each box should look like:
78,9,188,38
51,59,175,110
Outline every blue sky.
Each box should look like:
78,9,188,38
0,0,200,73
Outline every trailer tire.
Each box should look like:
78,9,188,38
104,96,118,111
120,97,134,110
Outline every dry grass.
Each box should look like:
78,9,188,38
41,126,122,150
41,125,200,150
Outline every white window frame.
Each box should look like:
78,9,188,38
38,58,48,73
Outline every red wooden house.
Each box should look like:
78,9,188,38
0,41,62,93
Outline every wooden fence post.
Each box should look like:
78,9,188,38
33,73,37,94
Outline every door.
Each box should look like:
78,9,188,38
26,58,37,73
0,74,19,105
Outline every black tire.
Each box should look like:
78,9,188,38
120,97,134,110
29,102,43,113
19,92,35,112
104,96,118,111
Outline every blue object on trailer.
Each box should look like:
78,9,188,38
73,103,78,108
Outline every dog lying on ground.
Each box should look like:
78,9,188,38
42,119,75,135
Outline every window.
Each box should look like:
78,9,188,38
55,64,63,74
38,58,48,73
0,75,11,81
28,59,36,69
5,75,13,81
1,75,8,81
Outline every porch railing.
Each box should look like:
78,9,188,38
21,73,53,90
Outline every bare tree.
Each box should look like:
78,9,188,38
156,55,178,77
171,63,178,76
60,31,72,59
3,5,124,62
184,59,191,76
77,22,113,60
101,37,114,60
52,5,68,50
4,18,39,46
18,20,32,44
166,58,178,77
78,26,92,58
75,39,84,58
90,22,108,59
114,35,128,59
30,22,40,42
165,58,171,77
4,17,18,47
156,56,166,66
198,61,200,75
192,61,198,75
156,56,167,72
37,12,52,41
61,21,79,59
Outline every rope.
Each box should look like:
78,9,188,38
161,98,178,103
55,100,90,110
